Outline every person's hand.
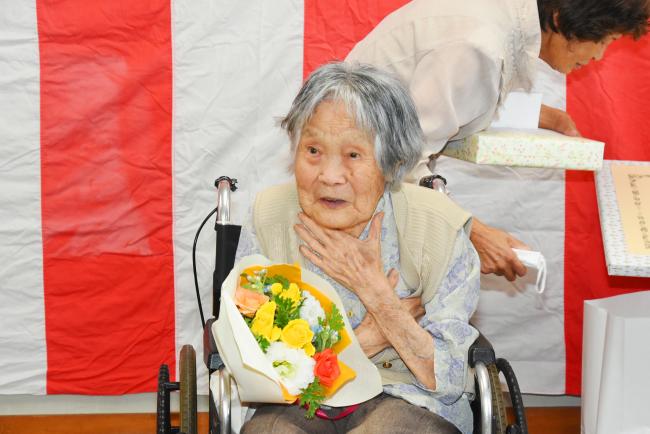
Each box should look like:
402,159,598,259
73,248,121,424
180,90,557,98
293,212,390,300
539,104,581,137
355,274,424,357
470,218,529,281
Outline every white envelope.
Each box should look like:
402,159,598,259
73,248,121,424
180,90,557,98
512,248,547,294
582,291,650,434
213,254,383,406
480,248,547,296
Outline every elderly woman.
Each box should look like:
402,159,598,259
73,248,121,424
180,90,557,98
237,62,479,434
347,0,650,281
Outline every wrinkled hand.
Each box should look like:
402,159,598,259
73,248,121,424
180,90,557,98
294,212,390,299
355,270,425,357
539,104,581,137
471,219,529,281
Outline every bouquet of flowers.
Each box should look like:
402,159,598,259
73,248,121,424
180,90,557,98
234,263,355,417
213,255,382,418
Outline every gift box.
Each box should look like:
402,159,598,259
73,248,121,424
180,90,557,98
595,160,650,277
212,254,382,407
442,128,604,170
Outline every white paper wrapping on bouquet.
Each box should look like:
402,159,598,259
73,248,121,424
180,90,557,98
212,254,382,406
582,291,650,434
442,128,604,170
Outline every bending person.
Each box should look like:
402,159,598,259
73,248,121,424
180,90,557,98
237,62,479,434
346,0,649,280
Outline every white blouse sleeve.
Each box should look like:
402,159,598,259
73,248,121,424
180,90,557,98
408,43,502,154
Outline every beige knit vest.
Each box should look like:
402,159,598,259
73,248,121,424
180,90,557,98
252,182,472,385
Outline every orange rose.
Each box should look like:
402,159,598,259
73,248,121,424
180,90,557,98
234,286,269,317
313,349,340,387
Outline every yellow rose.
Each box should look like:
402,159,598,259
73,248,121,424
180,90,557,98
303,341,315,357
281,319,314,349
251,301,276,341
280,282,301,307
270,282,283,296
271,326,282,342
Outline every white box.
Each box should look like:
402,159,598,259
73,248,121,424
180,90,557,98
443,128,604,170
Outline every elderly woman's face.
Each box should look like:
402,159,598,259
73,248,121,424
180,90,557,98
294,100,385,237
541,32,621,74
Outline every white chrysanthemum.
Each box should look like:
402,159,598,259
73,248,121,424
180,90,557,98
299,290,325,333
266,341,315,395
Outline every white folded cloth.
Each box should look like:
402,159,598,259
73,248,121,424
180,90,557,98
480,249,547,295
512,248,547,294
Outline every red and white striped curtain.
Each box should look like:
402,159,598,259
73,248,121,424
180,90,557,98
0,0,648,396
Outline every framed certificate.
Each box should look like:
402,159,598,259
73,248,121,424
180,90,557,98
595,160,650,277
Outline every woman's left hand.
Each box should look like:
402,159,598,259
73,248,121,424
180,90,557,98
539,104,581,137
294,211,391,299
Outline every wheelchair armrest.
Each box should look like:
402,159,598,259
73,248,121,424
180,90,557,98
203,317,225,371
468,332,496,367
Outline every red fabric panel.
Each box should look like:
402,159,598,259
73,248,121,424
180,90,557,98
565,35,650,395
303,0,409,78
37,0,175,394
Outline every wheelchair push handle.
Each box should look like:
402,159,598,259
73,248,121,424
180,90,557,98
215,176,238,225
213,176,241,319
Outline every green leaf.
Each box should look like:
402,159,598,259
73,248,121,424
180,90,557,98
312,304,344,352
265,274,290,289
273,294,301,329
327,304,344,332
255,334,270,353
313,325,339,353
298,378,325,418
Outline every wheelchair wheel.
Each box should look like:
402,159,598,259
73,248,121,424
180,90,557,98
156,364,171,434
488,364,508,434
180,345,198,434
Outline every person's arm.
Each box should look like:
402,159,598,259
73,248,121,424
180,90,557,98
294,212,438,389
354,294,424,358
539,104,581,136
359,269,438,389
470,218,529,281
415,229,479,402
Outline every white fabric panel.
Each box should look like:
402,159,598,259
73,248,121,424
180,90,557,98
438,59,568,394
0,1,47,394
172,0,302,391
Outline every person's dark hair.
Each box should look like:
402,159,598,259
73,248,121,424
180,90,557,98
538,0,649,40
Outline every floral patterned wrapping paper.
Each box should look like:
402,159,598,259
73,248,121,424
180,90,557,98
442,128,604,170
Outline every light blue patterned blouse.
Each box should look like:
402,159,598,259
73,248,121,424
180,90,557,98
235,188,480,434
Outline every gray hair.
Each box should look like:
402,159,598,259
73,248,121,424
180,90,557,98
281,62,424,186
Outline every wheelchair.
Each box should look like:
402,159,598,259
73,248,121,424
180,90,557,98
156,176,529,434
